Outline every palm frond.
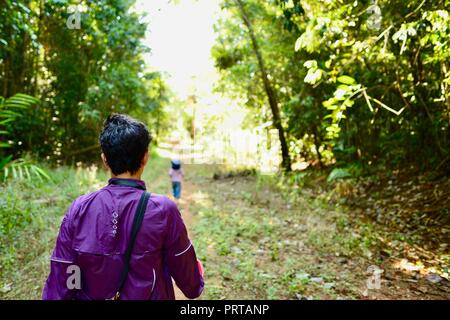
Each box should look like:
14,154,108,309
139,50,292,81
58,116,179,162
0,94,40,130
2,93,39,109
0,94,45,183
2,158,52,182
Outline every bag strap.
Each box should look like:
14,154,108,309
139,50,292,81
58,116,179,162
112,191,150,300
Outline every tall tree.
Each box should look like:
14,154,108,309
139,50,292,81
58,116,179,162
234,0,291,171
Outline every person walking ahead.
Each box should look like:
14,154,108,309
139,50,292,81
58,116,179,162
42,114,204,300
169,159,184,199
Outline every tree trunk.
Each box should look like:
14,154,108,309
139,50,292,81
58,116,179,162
410,49,444,158
312,125,324,169
235,0,291,172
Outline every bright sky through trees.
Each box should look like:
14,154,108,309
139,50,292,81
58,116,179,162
134,0,256,168
135,0,221,99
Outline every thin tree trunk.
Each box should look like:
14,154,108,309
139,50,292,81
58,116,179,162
33,0,44,96
410,49,444,157
234,0,291,172
312,125,324,169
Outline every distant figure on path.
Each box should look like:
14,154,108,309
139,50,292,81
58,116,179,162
169,159,184,199
42,114,204,300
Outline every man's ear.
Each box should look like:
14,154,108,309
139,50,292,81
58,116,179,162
142,150,150,168
101,153,109,169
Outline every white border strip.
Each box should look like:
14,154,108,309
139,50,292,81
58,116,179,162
174,242,192,257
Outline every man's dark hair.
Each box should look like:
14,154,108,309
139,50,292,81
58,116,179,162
99,114,151,175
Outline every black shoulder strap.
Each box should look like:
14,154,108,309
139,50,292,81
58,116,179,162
112,191,150,300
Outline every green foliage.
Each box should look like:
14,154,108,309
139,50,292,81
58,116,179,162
214,0,450,173
0,0,169,164
287,0,450,169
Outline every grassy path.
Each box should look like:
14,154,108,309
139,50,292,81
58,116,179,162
183,164,449,300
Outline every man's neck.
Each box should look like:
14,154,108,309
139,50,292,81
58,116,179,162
112,172,142,180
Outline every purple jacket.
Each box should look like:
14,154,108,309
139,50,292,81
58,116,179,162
42,178,204,300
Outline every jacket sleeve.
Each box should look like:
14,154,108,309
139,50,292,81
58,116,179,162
42,201,78,300
164,199,204,299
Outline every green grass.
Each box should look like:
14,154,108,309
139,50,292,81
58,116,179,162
0,164,109,298
187,166,385,299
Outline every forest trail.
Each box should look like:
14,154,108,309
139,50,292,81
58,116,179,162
173,163,450,300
